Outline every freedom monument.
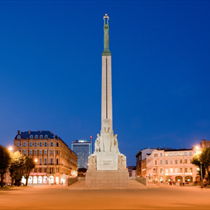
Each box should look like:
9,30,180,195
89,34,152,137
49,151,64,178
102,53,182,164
85,14,129,188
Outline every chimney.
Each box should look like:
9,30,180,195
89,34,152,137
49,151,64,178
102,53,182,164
29,130,31,134
17,130,20,135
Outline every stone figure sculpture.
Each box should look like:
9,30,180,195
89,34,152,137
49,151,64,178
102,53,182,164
88,155,97,170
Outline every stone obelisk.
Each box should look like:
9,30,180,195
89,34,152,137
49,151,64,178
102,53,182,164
85,14,129,188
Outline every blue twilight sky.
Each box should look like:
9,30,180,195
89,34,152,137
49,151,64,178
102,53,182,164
0,0,210,165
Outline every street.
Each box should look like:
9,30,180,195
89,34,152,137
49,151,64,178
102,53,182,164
0,185,210,210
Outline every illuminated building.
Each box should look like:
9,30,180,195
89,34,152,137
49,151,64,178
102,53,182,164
200,139,210,148
71,137,93,169
14,130,78,185
146,148,198,183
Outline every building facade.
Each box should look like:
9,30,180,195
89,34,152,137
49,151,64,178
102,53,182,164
200,139,210,148
136,148,154,177
14,130,78,185
146,148,198,183
71,138,93,169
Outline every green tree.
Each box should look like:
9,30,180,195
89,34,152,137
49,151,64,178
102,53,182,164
24,157,35,186
9,151,26,186
0,145,11,187
200,147,210,182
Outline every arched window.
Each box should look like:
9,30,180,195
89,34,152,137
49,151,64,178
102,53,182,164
40,135,43,139
51,158,53,165
56,142,59,147
23,142,26,147
44,142,47,147
35,135,38,139
40,142,42,146
44,135,48,139
17,135,21,139
56,159,59,165
17,142,19,147
30,135,33,139
51,142,53,147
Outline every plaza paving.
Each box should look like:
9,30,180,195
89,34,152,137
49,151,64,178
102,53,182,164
0,183,210,210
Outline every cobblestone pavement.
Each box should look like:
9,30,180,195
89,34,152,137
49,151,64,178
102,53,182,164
0,184,210,210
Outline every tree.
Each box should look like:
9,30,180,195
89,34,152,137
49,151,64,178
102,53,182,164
24,157,35,186
191,148,210,184
200,147,210,182
9,151,26,186
0,145,11,187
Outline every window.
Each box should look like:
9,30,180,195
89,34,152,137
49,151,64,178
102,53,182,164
23,150,26,155
44,158,47,165
40,135,43,139
165,160,168,164
189,152,192,156
155,160,157,165
56,150,58,155
190,168,193,172
51,142,53,147
30,150,32,155
180,159,182,164
34,168,37,172
170,168,173,173
44,135,48,139
165,153,168,156
17,142,19,147
57,159,59,165
44,168,47,172
40,158,42,165
170,160,173,164
35,150,37,155
180,153,182,156
45,150,47,155
154,153,158,157
170,153,173,156
30,135,33,139
184,152,187,156
56,168,59,173
175,153,177,156
35,142,37,147
165,169,168,173
40,150,42,155
185,168,187,173
45,142,47,147
160,168,163,173
30,142,32,147
51,150,53,155
160,160,163,164
175,168,178,173
56,142,59,147
51,158,53,164
160,153,162,157
180,168,183,173
175,160,178,164
39,168,42,172
35,135,38,139
17,135,21,139
185,159,187,164
23,142,26,147
40,142,42,146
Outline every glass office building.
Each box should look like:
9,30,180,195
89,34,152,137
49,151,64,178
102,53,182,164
71,138,93,169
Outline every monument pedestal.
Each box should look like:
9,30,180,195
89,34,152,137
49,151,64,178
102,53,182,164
85,170,129,188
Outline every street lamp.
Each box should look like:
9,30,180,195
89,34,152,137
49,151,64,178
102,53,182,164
8,146,13,152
